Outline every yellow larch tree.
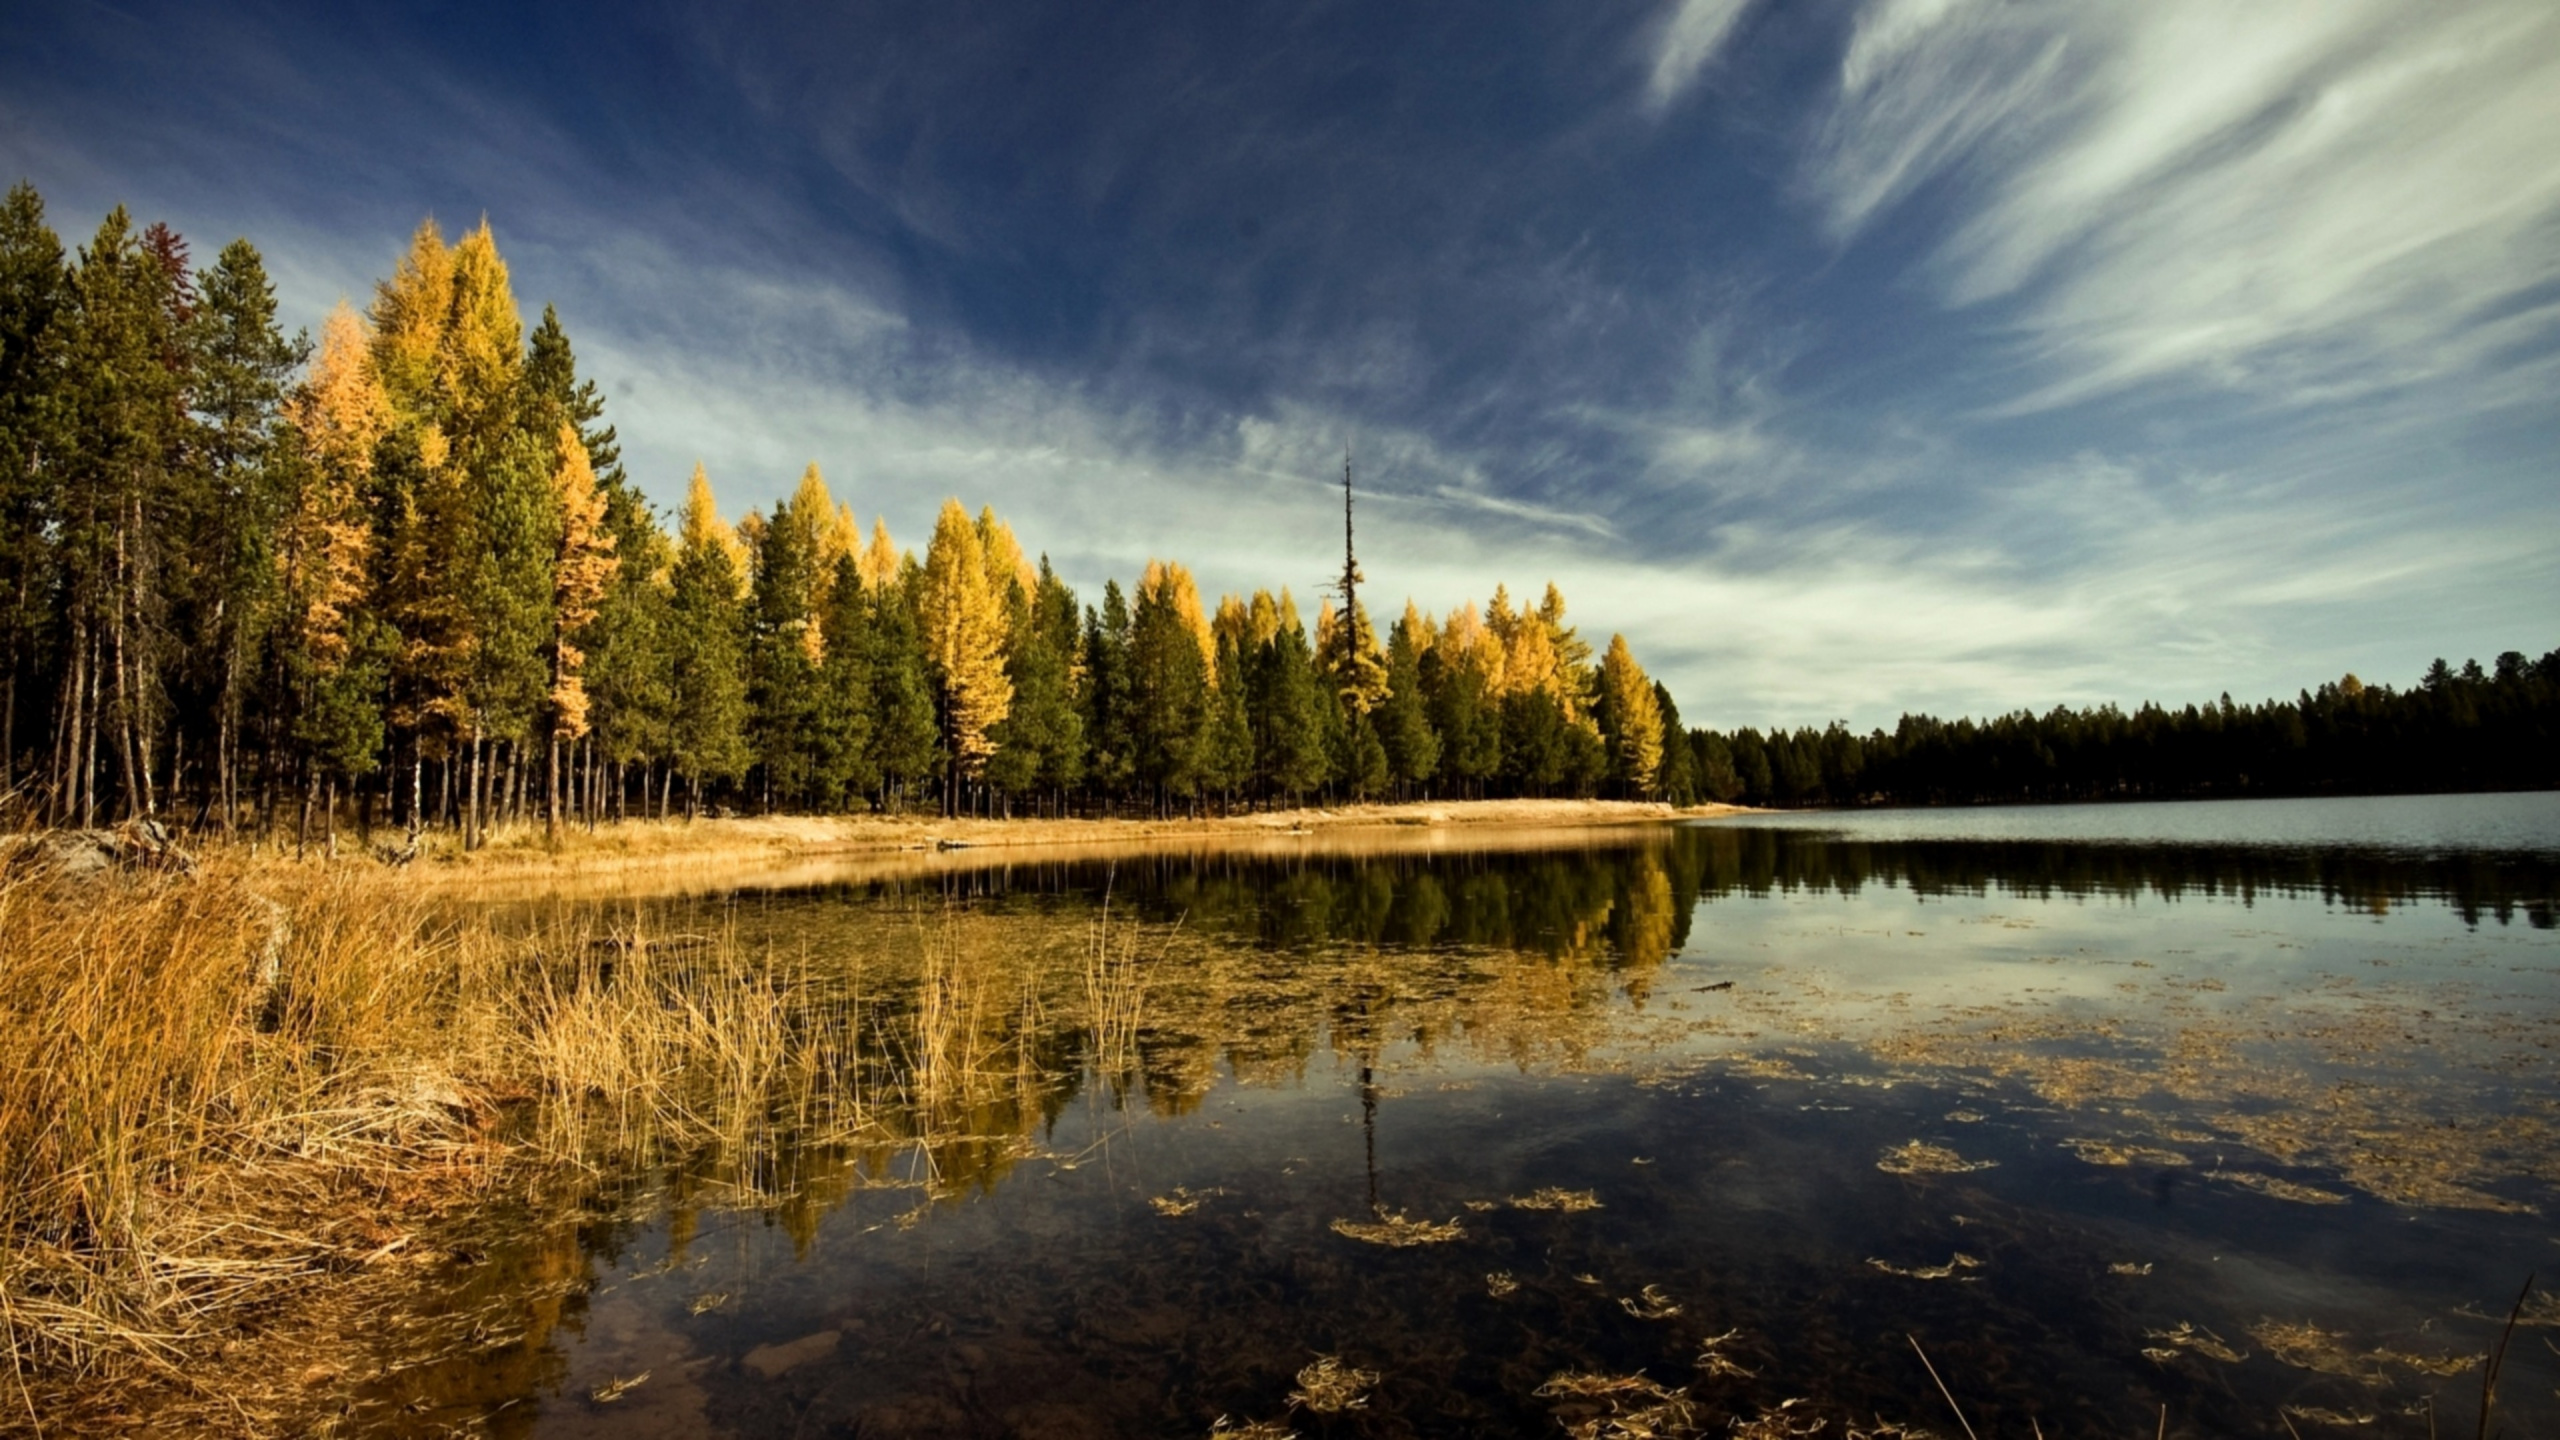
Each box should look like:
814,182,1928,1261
1212,593,1252,660
681,464,748,588
857,517,902,595
367,219,452,418
546,423,618,841
1398,598,1438,657
279,303,390,675
1438,601,1506,692
1599,633,1663,796
776,463,839,660
920,498,1013,793
1139,559,1216,671
1246,590,1285,649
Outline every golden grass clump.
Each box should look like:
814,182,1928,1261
1329,1209,1463,1247
2060,1139,2189,1168
1620,1283,1683,1320
1511,1186,1603,1212
1865,1254,1983,1281
1208,1418,1300,1440
1536,1371,1699,1440
2143,1321,2247,1364
2208,1170,2348,1205
1287,1354,1380,1414
1875,1142,1996,1176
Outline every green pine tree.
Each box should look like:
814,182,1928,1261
668,471,749,808
0,184,67,796
184,238,307,826
1379,613,1440,797
1081,582,1136,808
814,551,877,809
865,556,940,811
1252,618,1331,803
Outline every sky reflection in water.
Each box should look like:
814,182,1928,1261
380,801,2560,1438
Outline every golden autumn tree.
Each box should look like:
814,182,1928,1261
545,422,617,843
280,304,389,674
918,498,1012,806
975,505,1035,626
279,301,396,818
1599,632,1663,797
857,517,903,595
365,215,539,846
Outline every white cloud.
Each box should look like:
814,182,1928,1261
1645,0,1756,110
1805,0,2560,411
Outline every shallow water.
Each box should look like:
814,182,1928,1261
371,800,2560,1438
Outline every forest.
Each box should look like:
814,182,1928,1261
0,187,1685,844
1687,650,2560,809
3,184,2550,846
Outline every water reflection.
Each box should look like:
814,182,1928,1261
373,818,2559,1437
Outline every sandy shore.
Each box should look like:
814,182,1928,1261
388,797,1753,892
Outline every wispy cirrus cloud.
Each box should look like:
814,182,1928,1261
1806,0,2560,411
1643,0,1757,110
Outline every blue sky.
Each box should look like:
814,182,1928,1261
5,0,2555,728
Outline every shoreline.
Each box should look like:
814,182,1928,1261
373,797,1760,890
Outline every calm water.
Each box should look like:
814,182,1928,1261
371,796,2560,1438
1700,790,2560,853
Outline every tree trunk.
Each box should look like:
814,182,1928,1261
546,729,561,850
466,726,485,851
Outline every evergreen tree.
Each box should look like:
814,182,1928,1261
1692,728,1741,802
184,237,305,826
49,207,190,823
1426,652,1499,798
585,494,676,814
1252,608,1329,802
1501,687,1569,795
1081,582,1136,808
1342,709,1390,801
746,468,831,808
1129,560,1211,811
1651,682,1697,804
813,551,877,809
0,183,65,793
668,466,748,808
1379,606,1440,796
865,555,940,810
987,558,1084,810
1198,633,1255,810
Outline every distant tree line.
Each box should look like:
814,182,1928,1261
1678,650,2560,809
0,187,1689,844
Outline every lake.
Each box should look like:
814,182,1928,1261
363,795,2560,1437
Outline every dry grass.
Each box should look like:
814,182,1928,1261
1865,1254,1984,1281
0,860,921,1434
1328,1209,1464,1247
1287,1354,1379,1414
1511,1186,1604,1212
1875,1142,1996,1176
